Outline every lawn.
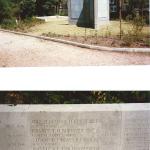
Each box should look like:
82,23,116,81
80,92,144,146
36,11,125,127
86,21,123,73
28,18,150,38
1,17,148,48
27,18,150,48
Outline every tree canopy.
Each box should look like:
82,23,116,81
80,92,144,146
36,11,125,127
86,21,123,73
0,0,11,22
0,0,148,22
0,0,67,21
19,0,36,19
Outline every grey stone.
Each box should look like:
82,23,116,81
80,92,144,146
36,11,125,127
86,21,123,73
68,0,110,29
0,104,149,150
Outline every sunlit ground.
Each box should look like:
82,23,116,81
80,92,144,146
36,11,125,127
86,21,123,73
29,18,150,37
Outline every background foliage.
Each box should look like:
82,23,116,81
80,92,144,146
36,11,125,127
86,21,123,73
0,91,149,104
0,0,12,23
0,0,148,21
0,0,67,21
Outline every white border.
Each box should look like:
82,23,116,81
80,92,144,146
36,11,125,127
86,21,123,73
0,66,150,91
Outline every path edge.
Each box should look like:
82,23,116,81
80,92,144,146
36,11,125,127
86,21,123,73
0,29,150,53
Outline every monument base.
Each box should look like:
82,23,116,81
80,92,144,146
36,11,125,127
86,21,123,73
0,104,149,150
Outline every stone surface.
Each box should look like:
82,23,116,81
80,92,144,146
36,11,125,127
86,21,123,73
95,0,110,28
68,0,109,29
70,0,83,19
0,104,149,150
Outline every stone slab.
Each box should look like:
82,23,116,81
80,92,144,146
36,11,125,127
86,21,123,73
95,0,110,28
68,0,109,29
98,0,108,18
0,104,149,150
36,16,68,22
70,0,83,19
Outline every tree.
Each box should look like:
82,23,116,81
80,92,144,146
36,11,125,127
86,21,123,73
128,0,148,16
36,0,63,16
0,0,11,22
9,0,22,20
19,0,36,19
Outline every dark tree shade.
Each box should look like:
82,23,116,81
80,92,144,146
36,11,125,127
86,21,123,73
19,0,35,19
0,0,11,22
0,91,149,104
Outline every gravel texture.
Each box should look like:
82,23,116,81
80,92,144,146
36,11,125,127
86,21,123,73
0,31,150,67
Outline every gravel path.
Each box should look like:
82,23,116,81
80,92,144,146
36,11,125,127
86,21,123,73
0,31,150,67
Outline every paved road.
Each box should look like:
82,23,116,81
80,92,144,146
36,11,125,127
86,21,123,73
0,31,150,67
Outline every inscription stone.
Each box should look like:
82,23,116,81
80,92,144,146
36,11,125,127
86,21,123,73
0,104,149,150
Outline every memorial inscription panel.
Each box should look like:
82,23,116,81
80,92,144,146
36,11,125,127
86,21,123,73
30,111,121,150
0,104,149,150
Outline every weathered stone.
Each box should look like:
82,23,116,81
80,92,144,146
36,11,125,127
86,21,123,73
0,104,149,150
68,0,110,29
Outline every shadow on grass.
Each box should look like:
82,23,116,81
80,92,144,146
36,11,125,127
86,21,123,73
60,24,69,25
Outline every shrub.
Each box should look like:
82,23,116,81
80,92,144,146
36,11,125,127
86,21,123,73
127,15,145,35
1,19,17,29
144,38,150,47
15,17,44,32
59,10,68,16
123,15,146,46
0,17,43,31
104,27,111,38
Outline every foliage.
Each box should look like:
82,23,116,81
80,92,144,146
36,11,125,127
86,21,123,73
144,38,150,47
1,18,17,29
17,18,43,31
128,0,149,24
123,15,146,46
1,17,43,31
19,0,36,19
0,0,67,26
36,0,63,16
128,0,148,10
0,91,149,104
104,27,112,38
0,0,12,23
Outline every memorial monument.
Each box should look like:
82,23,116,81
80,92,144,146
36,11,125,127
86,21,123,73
68,0,110,29
0,104,149,150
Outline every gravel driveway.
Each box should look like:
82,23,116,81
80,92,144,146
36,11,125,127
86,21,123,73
0,31,150,67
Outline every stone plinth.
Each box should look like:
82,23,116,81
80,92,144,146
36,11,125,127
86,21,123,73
68,0,110,29
0,104,149,150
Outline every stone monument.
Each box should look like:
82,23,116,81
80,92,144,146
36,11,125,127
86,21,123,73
0,104,149,150
68,0,110,29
